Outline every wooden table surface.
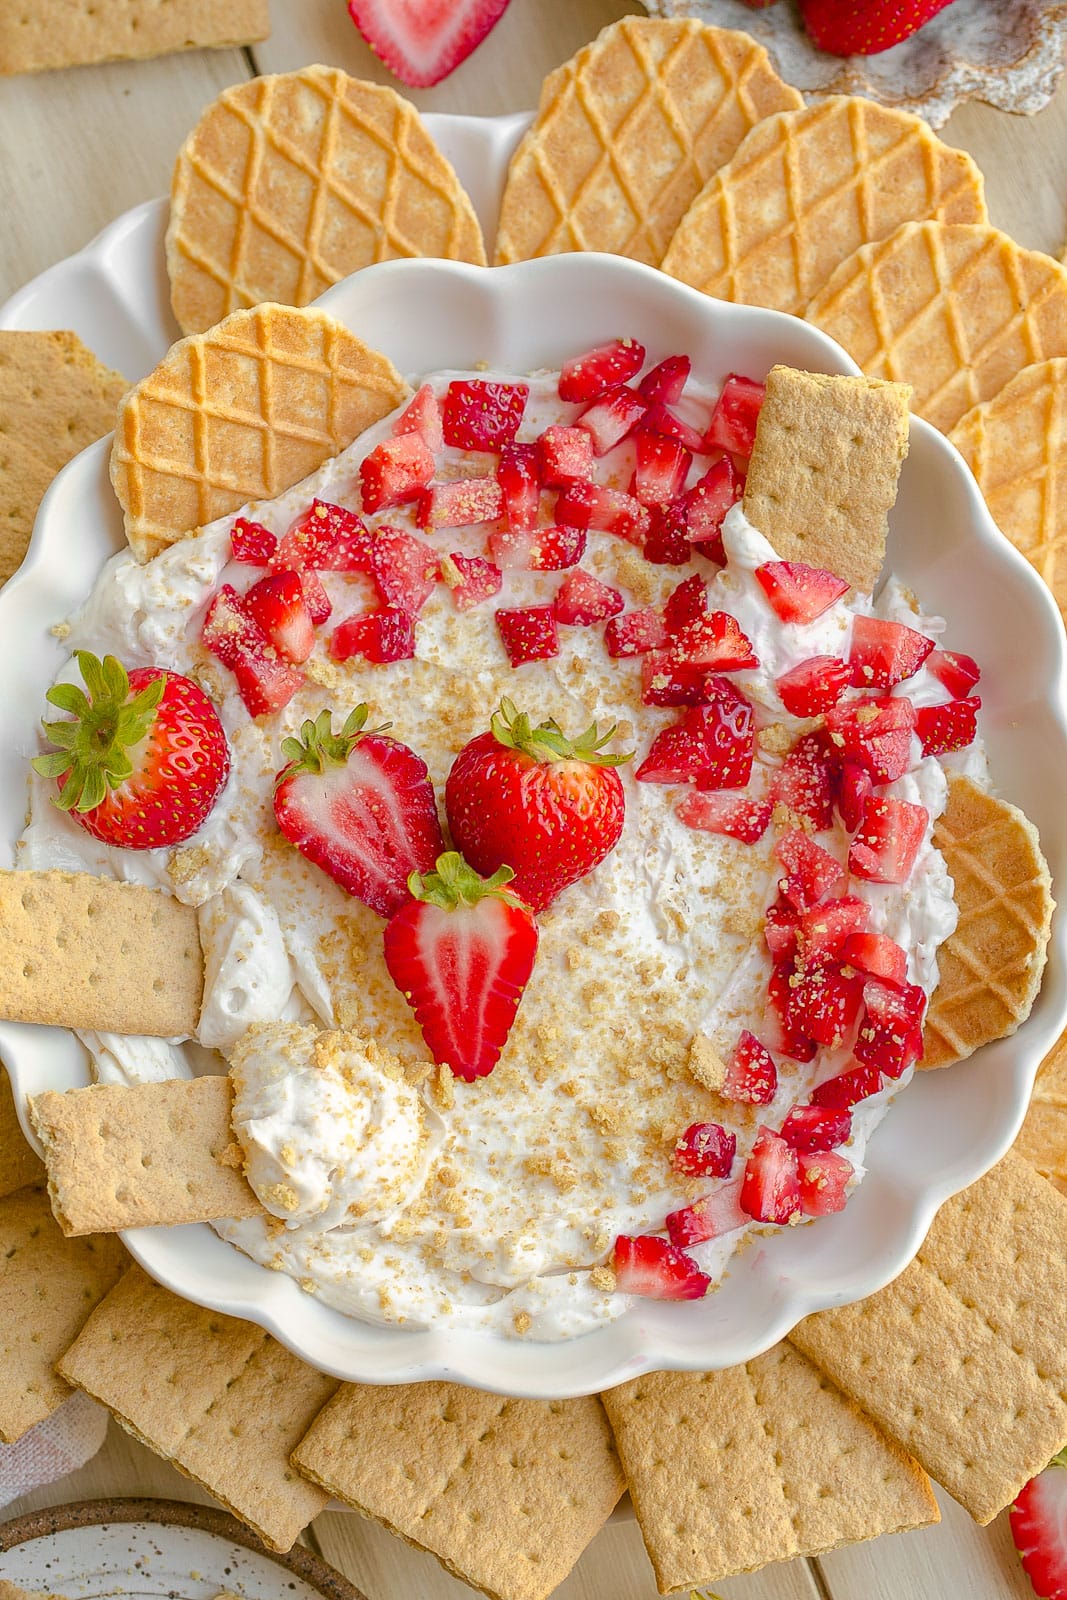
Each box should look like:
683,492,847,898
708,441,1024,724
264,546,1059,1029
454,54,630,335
1,3,1064,1596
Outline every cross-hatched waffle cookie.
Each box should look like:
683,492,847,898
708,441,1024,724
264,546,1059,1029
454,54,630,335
494,17,802,268
922,774,1054,1069
805,222,1067,433
661,96,986,318
110,303,408,561
167,67,486,337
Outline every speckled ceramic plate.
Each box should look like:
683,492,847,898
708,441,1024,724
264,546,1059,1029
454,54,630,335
643,0,1067,127
0,1498,364,1598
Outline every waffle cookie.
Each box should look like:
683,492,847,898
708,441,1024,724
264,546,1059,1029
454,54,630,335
167,68,487,338
494,17,802,268
110,303,408,561
661,97,986,318
805,222,1067,433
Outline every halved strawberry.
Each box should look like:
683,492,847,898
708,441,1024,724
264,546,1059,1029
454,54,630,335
605,607,669,658
797,1149,852,1215
638,354,691,405
393,381,444,452
497,442,540,529
811,1063,883,1109
775,829,845,912
823,696,917,784
554,569,624,626
836,760,873,833
741,1127,800,1224
202,585,304,716
916,698,980,756
671,1121,737,1178
383,851,537,1079
417,477,503,530
641,398,706,454
489,524,585,571
359,433,435,514
369,526,439,616
666,1179,747,1248
538,426,593,488
769,733,836,831
329,607,417,664
555,481,650,545
682,457,744,563
796,894,870,964
927,647,981,698
798,0,954,57
780,1105,852,1154
755,561,850,624
442,379,528,450
244,570,315,665
849,795,927,884
576,386,647,455
842,931,908,985
776,655,851,717
612,1233,710,1300
630,430,691,506
723,1030,777,1104
558,339,645,404
230,517,277,564
636,695,753,789
665,611,758,671
441,552,502,612
849,615,934,689
495,606,560,666
1010,1451,1067,1600
676,790,772,844
346,0,513,88
705,374,765,456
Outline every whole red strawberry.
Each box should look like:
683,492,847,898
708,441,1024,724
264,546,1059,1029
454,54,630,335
273,705,445,919
799,0,955,55
1011,1451,1067,1600
32,651,229,849
383,852,538,1081
444,699,631,914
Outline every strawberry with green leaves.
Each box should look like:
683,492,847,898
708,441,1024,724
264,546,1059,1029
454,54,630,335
32,651,229,849
383,852,538,1081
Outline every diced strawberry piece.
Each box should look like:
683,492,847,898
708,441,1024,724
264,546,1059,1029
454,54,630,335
393,382,443,453
842,932,908,985
490,524,586,572
823,697,917,784
637,696,753,788
1009,1453,1067,1600
780,1105,852,1154
630,430,691,506
776,655,851,717
811,1063,883,1109
641,398,706,454
576,385,647,456
705,374,765,457
836,760,873,833
775,829,845,912
723,1029,777,1103
368,526,439,616
764,900,801,962
927,647,981,698
441,552,502,612
442,379,528,451
796,895,870,964
554,569,624,626
682,457,744,564
555,481,650,546
201,585,303,716
277,500,372,573
359,433,435,513
854,1021,923,1079
666,1179,747,1248
230,517,277,564
789,961,864,1049
769,733,836,831
643,501,693,565
849,615,934,689
641,654,727,707
862,975,927,1032
916,698,980,756
766,961,818,1062
558,338,645,403
604,607,669,658
671,1121,737,1178
495,605,560,666
755,561,850,624
676,790,773,844
537,426,593,489
244,570,315,665
664,574,708,632
329,606,417,664
417,477,503,530
797,1149,853,1216
611,1233,710,1300
741,1127,800,1224
849,795,927,884
497,442,541,529
666,611,758,671
638,354,691,405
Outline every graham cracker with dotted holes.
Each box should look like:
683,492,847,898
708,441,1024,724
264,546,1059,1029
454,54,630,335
1,1067,43,1199
0,0,269,76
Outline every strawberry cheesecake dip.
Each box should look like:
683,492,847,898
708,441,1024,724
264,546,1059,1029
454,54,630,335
20,339,986,1340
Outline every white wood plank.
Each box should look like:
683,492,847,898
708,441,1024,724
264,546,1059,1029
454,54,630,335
943,75,1067,260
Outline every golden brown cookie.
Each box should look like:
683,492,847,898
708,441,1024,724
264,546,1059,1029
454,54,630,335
0,0,268,76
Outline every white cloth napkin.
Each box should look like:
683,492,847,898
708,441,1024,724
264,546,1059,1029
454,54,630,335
0,1392,107,1510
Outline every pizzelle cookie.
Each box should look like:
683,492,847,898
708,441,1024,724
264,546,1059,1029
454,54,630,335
494,17,802,268
110,303,409,561
661,97,986,318
805,222,1067,433
167,68,487,338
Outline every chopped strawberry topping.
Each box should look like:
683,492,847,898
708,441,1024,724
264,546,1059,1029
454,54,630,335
836,760,873,833
775,829,845,912
394,383,443,453
244,570,315,665
417,477,503,530
368,526,439,616
823,696,917,784
755,561,850,624
797,1149,852,1216
842,931,908,985
848,615,934,689
554,569,624,626
640,654,728,707
201,585,303,717
638,354,691,405
915,698,980,756
927,647,980,698
489,523,586,571
230,517,277,564
671,1121,737,1178
723,1029,777,1103
643,501,693,565
441,552,502,613
497,442,540,529
705,374,765,456
630,429,691,506
666,1179,747,1248
854,1021,923,1079
682,458,744,564
442,380,529,451
558,339,645,403
766,961,817,1062
538,426,593,488
769,733,836,831
780,1105,852,1154
676,790,772,844
641,398,706,454
604,607,669,658
764,900,801,962
495,605,560,666
665,610,758,671
776,655,851,717
812,1064,883,1109
636,695,754,789
576,385,647,456
359,433,435,514
788,961,864,1049
555,481,650,545
276,500,372,573
663,573,708,632
796,895,870,964
330,607,417,664
741,1127,800,1224
848,795,927,884
612,1234,710,1300
862,974,927,1033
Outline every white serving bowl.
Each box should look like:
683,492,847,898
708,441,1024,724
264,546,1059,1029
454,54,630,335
2,130,1066,1400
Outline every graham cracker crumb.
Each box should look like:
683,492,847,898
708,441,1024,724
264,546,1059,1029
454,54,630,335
688,1033,727,1093
590,1264,617,1292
